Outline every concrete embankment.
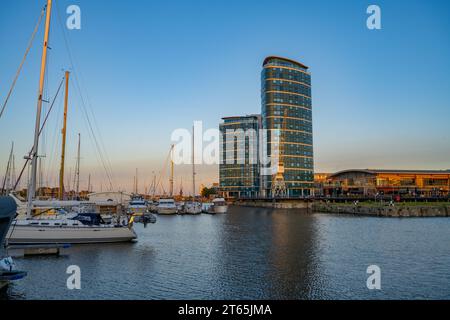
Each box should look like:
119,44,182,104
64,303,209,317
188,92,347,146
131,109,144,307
235,199,312,210
313,202,450,217
233,199,450,217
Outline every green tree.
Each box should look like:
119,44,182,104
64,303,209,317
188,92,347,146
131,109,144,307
201,187,217,198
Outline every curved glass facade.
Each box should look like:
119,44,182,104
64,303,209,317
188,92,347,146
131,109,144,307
262,57,314,197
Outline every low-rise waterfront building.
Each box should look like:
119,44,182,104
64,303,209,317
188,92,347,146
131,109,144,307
313,173,331,196
318,169,450,197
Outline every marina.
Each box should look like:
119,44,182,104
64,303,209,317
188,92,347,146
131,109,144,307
0,0,140,247
0,0,449,305
3,206,450,299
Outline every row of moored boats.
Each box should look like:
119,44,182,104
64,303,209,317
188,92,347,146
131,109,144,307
129,197,228,215
0,195,228,289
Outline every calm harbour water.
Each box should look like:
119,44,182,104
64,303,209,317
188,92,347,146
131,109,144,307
2,206,450,300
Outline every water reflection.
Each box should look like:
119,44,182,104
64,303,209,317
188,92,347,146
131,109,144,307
3,207,450,300
266,209,323,299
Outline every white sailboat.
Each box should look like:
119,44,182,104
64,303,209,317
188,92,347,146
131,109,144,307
182,125,202,215
6,0,137,245
7,209,136,245
155,146,178,215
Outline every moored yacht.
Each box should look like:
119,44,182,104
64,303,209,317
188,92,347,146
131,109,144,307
212,198,228,214
157,198,178,215
183,201,202,215
6,209,137,245
202,202,214,214
148,200,158,213
176,201,185,213
126,196,157,225
127,195,148,215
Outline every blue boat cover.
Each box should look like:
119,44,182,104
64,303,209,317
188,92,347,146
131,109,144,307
0,196,17,251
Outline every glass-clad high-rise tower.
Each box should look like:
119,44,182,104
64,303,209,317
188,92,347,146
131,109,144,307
261,56,314,197
219,115,261,198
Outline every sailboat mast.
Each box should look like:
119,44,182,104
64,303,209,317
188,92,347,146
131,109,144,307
151,172,156,197
10,142,14,191
2,142,14,194
59,71,70,200
11,152,16,191
27,0,52,218
192,126,196,198
169,145,174,197
75,133,81,195
135,168,138,194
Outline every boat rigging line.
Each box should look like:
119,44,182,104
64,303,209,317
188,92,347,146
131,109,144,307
55,0,116,191
13,76,65,191
0,5,46,121
152,145,176,196
1,142,15,194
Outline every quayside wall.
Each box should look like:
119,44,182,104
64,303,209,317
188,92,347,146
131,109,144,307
233,199,450,217
234,198,312,210
312,202,450,217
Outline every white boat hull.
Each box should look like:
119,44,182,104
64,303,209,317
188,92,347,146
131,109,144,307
214,205,228,214
157,208,178,215
6,225,137,245
184,208,202,214
183,202,202,215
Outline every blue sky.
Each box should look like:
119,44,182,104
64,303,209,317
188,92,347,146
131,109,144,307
1,0,449,193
